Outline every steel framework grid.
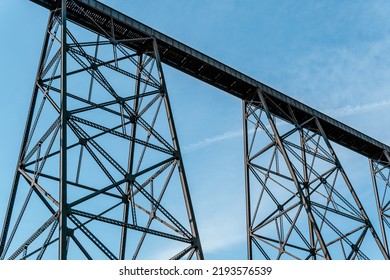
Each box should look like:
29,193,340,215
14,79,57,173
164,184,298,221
243,90,390,260
0,1,203,260
2,0,390,261
370,158,390,256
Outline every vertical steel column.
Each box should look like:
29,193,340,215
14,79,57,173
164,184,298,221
299,129,316,259
59,0,68,260
152,39,204,260
119,53,143,260
257,89,331,259
243,100,253,260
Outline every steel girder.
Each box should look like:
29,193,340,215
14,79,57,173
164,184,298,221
243,90,389,260
0,1,203,260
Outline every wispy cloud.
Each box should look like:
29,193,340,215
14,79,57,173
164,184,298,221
324,99,390,118
183,129,243,152
183,98,390,153
182,34,390,153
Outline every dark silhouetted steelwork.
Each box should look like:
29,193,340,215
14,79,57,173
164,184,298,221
0,0,203,260
1,0,390,260
243,90,389,259
370,158,390,256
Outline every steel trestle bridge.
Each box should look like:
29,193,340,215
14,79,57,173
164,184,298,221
1,0,390,260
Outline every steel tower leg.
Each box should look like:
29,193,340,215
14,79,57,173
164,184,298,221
59,0,69,260
243,100,253,260
0,10,57,260
152,39,204,260
370,158,390,256
0,0,202,260
243,89,389,259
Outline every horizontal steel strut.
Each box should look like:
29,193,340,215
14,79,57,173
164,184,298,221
30,0,390,164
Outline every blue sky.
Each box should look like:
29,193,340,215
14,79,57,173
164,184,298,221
1,0,390,259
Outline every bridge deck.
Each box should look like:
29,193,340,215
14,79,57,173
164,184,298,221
31,0,390,163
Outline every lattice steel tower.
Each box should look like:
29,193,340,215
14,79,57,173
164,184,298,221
0,0,203,260
243,90,389,259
